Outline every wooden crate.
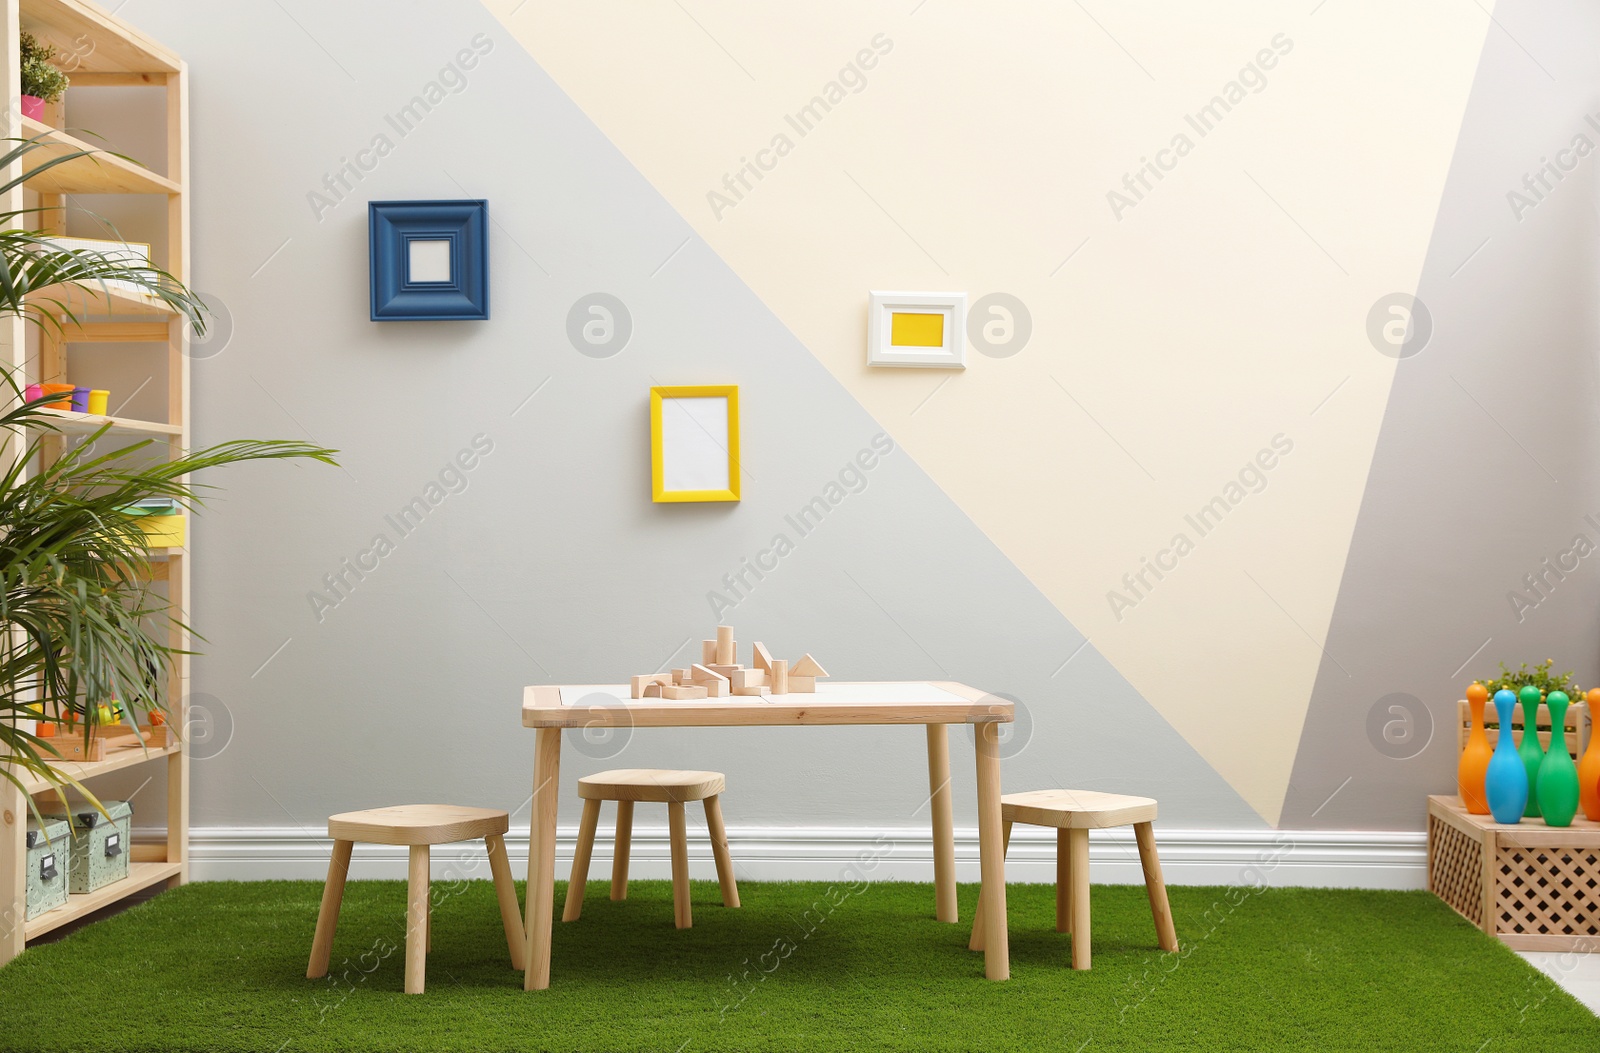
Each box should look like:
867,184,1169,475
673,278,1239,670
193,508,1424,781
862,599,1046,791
1428,795,1600,951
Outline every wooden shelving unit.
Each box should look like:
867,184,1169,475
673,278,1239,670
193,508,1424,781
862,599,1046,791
0,0,189,966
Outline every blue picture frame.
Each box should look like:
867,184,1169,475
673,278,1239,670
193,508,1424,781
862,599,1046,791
368,200,489,321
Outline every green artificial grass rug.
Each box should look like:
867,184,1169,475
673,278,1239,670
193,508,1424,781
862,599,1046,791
0,880,1595,1052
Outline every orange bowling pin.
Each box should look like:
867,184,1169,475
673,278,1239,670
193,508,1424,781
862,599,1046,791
1580,688,1600,821
1458,682,1493,814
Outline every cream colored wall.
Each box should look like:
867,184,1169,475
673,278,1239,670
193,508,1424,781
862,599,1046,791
486,0,1493,822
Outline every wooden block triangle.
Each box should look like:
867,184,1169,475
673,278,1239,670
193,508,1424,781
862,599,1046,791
790,653,828,678
753,642,773,672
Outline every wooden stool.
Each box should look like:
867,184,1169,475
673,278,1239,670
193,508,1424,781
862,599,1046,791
307,805,525,995
969,790,1178,970
563,769,739,929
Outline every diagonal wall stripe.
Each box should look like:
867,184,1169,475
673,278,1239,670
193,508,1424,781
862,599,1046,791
488,0,1494,822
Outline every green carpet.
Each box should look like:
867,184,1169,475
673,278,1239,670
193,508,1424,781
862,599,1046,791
0,879,1594,1051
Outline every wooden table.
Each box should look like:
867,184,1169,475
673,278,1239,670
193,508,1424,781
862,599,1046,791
519,681,1015,989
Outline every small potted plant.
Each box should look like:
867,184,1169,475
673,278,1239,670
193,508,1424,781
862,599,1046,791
19,32,68,121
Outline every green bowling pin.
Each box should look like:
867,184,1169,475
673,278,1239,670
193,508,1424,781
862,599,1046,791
1517,685,1546,817
1536,690,1580,827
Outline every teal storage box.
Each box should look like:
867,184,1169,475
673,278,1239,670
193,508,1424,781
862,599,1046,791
24,817,70,918
43,800,131,893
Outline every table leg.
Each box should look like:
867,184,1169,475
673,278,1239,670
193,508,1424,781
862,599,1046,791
974,720,1009,981
523,727,562,990
925,723,957,923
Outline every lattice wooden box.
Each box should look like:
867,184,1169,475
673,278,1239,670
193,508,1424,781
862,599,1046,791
1428,795,1600,951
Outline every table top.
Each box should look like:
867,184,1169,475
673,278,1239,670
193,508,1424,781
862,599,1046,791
522,681,1011,728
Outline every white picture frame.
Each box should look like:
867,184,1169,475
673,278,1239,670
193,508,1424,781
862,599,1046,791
867,291,967,369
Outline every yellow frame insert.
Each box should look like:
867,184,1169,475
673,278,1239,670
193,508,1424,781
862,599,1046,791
650,385,741,503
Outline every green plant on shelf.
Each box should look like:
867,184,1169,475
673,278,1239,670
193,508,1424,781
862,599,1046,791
1474,658,1579,698
0,138,336,811
19,32,68,104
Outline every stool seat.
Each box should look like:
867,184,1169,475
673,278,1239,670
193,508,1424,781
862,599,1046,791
578,769,725,803
565,769,738,929
1002,790,1157,829
328,804,510,845
309,804,523,994
972,788,1177,971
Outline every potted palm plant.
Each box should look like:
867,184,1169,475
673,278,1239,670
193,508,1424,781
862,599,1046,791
0,135,335,806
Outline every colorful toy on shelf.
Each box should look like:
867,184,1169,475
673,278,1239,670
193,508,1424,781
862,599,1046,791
1582,688,1600,822
1536,690,1581,827
1516,685,1545,817
631,625,830,699
23,382,112,414
1458,682,1492,814
40,383,73,409
1485,688,1528,824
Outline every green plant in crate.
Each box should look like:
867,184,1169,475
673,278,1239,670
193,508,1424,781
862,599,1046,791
1476,659,1580,698
0,139,335,807
18,33,69,106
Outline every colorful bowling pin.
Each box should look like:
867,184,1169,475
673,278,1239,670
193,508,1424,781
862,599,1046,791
1458,682,1493,814
1580,688,1600,822
1517,685,1545,817
1485,689,1528,824
1536,690,1580,827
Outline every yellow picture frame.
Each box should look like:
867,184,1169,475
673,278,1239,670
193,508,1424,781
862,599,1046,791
650,385,741,503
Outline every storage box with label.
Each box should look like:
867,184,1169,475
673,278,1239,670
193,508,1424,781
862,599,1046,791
24,817,70,918
42,800,132,893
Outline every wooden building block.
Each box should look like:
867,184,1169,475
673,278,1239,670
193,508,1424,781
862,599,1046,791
733,685,770,697
791,654,828,678
690,664,729,684
732,668,767,689
788,675,815,693
643,683,664,698
716,625,735,665
708,664,743,679
662,685,709,700
702,639,718,664
704,680,729,697
671,668,691,684
631,673,673,699
770,659,788,694
753,642,773,672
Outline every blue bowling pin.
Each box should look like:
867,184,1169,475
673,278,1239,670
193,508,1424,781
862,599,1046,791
1485,688,1529,823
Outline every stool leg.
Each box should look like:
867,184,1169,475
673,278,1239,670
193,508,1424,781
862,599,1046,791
611,801,634,900
1136,822,1178,952
406,844,430,994
669,801,692,929
968,820,1012,952
1068,827,1090,970
307,838,353,978
703,795,740,909
426,894,432,952
486,833,525,969
1057,827,1070,934
563,799,602,922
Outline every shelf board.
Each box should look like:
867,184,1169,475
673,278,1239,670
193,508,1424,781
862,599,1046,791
19,0,181,75
24,861,182,939
28,407,181,438
19,118,179,195
27,282,176,319
19,740,180,795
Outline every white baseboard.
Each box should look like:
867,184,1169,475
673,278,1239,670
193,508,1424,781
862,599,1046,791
158,824,1429,890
